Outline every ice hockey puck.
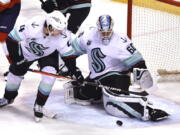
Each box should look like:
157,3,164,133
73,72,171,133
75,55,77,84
116,120,123,126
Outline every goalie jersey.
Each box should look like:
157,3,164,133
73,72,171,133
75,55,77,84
8,15,76,61
71,27,145,79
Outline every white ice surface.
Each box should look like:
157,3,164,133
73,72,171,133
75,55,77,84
0,0,180,135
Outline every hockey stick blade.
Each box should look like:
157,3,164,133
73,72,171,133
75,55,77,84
34,109,58,123
43,108,58,119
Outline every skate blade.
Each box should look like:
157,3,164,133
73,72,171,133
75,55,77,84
43,109,57,119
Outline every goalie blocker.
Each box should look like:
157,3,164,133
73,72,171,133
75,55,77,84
132,68,153,89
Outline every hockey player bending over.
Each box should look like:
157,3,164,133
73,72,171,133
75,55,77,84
64,15,169,121
40,0,92,78
0,11,77,122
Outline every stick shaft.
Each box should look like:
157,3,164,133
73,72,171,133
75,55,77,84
28,68,71,80
28,68,148,96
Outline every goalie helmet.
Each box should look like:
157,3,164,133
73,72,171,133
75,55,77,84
97,15,114,45
46,11,67,31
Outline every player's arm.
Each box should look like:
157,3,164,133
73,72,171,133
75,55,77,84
70,30,87,55
119,36,153,89
117,35,146,70
57,35,84,83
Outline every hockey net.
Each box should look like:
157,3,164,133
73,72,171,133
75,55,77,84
113,0,180,82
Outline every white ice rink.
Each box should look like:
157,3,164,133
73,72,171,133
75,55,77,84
0,0,180,135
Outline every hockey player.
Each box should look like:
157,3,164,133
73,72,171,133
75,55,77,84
40,0,91,74
64,15,169,121
0,11,78,122
0,0,21,43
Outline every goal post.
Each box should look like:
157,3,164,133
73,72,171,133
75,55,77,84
112,0,180,81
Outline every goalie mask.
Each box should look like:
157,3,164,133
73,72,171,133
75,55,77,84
45,11,68,36
97,15,114,45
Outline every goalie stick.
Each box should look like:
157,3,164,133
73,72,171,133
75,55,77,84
83,81,148,96
28,68,149,96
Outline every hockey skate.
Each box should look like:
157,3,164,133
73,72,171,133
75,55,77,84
64,81,91,105
33,103,43,122
148,107,169,121
0,98,14,107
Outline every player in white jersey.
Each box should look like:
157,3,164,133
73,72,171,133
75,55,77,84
64,15,169,121
0,11,78,121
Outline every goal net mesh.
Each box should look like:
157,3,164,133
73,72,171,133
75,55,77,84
113,0,180,82
132,0,180,82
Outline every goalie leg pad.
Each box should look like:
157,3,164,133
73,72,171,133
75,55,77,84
103,89,150,121
63,81,91,105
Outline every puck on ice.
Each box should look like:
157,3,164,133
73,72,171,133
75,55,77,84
116,120,123,126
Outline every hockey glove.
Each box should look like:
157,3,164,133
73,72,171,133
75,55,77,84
58,64,70,77
133,68,153,89
72,67,84,84
41,0,56,13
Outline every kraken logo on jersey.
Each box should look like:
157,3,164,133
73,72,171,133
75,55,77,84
91,48,106,73
25,41,49,56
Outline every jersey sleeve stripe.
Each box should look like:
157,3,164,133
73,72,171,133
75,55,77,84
71,38,86,54
123,52,144,68
8,29,22,41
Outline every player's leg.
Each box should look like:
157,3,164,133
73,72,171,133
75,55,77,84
34,51,59,120
0,3,21,80
0,38,32,107
99,72,131,95
66,7,90,33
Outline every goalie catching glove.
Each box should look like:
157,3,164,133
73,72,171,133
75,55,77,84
133,68,153,89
